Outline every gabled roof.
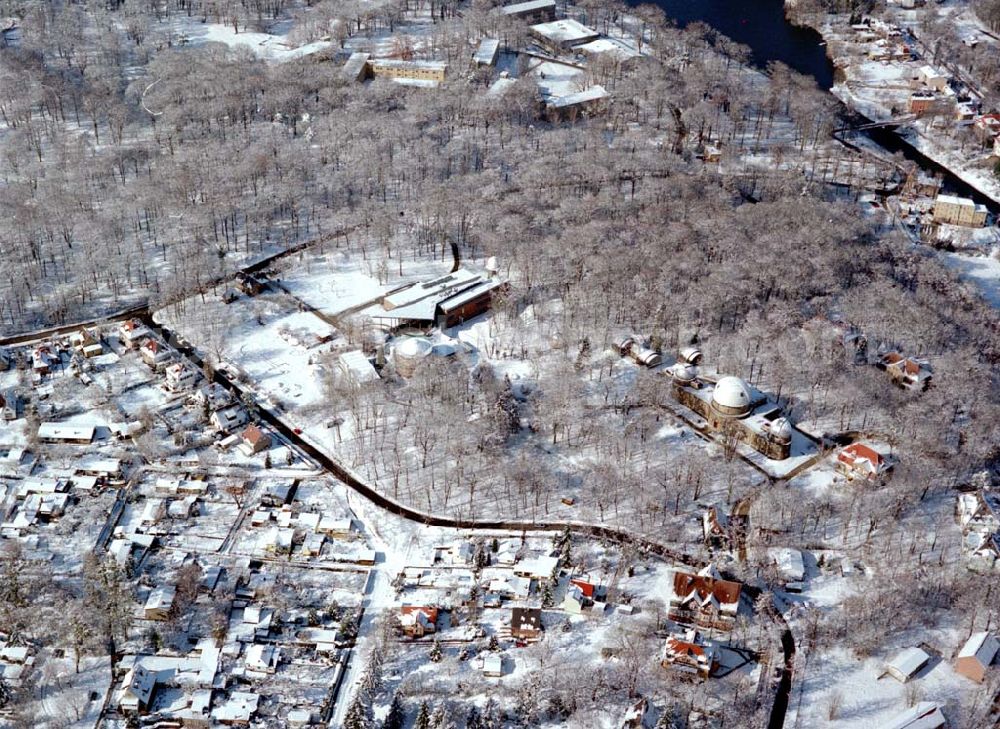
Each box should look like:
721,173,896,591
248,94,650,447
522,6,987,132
671,567,741,610
958,632,1000,666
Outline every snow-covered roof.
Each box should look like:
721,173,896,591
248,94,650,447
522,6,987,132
37,422,95,442
212,691,259,723
474,38,500,65
500,0,555,15
575,37,639,60
712,376,753,410
338,350,380,384
957,631,999,666
370,58,447,71
550,85,607,108
887,647,930,679
878,701,946,729
530,18,599,45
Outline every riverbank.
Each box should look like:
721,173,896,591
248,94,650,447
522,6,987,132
784,0,1000,209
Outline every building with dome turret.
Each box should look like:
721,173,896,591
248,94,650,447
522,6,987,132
669,351,794,460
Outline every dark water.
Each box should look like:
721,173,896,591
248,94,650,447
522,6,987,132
650,0,835,89
644,0,1000,210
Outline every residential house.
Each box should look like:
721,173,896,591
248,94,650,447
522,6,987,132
141,339,173,368
546,85,608,119
562,584,587,614
932,194,988,227
702,506,730,547
70,328,103,358
667,564,741,631
119,319,151,349
235,272,264,296
190,383,234,411
144,585,177,621
1,388,18,421
318,515,353,539
836,443,893,483
37,422,95,444
660,628,718,678
245,644,280,674
513,554,560,581
886,647,930,683
954,632,999,683
32,346,57,375
400,606,439,638
915,65,949,92
165,363,199,392
212,691,260,726
510,607,543,641
118,664,160,714
880,352,932,390
210,405,248,433
239,424,271,455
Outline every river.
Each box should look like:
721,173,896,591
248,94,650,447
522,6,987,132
652,0,835,89
644,0,1000,211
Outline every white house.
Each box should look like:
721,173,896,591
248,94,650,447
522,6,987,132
210,405,248,433
144,585,177,621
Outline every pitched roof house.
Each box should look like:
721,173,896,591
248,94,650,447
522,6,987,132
510,607,543,641
668,564,741,630
880,352,932,390
660,628,718,678
879,701,946,729
836,443,893,483
399,606,439,638
240,424,271,455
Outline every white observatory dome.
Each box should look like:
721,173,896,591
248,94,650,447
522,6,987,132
711,376,752,416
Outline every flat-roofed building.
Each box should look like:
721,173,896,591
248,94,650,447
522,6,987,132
500,0,556,23
530,19,600,52
369,59,447,83
474,38,500,67
933,194,988,227
342,52,370,82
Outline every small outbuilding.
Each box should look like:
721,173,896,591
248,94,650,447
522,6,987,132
886,647,930,683
954,632,998,683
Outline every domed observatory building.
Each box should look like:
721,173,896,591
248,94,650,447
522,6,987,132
669,357,794,460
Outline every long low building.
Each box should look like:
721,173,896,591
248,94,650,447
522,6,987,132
530,19,600,52
369,59,447,83
500,0,556,22
373,268,507,330
37,422,96,444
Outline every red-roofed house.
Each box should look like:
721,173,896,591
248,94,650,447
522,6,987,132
240,425,272,455
661,628,718,678
668,565,741,630
836,443,893,483
880,351,932,390
141,340,173,368
399,606,438,638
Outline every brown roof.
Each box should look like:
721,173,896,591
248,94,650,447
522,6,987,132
671,572,741,607
241,424,269,447
511,607,542,631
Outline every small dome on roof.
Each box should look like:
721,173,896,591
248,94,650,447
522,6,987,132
712,376,752,414
671,362,697,382
394,337,433,358
679,346,703,365
770,417,793,442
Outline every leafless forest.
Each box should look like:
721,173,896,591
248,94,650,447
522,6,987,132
2,0,1000,725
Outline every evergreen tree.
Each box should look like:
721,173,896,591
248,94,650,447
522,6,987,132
487,634,500,651
465,705,482,729
382,694,405,729
428,638,443,663
343,693,371,729
414,701,431,729
430,704,451,729
541,580,554,608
